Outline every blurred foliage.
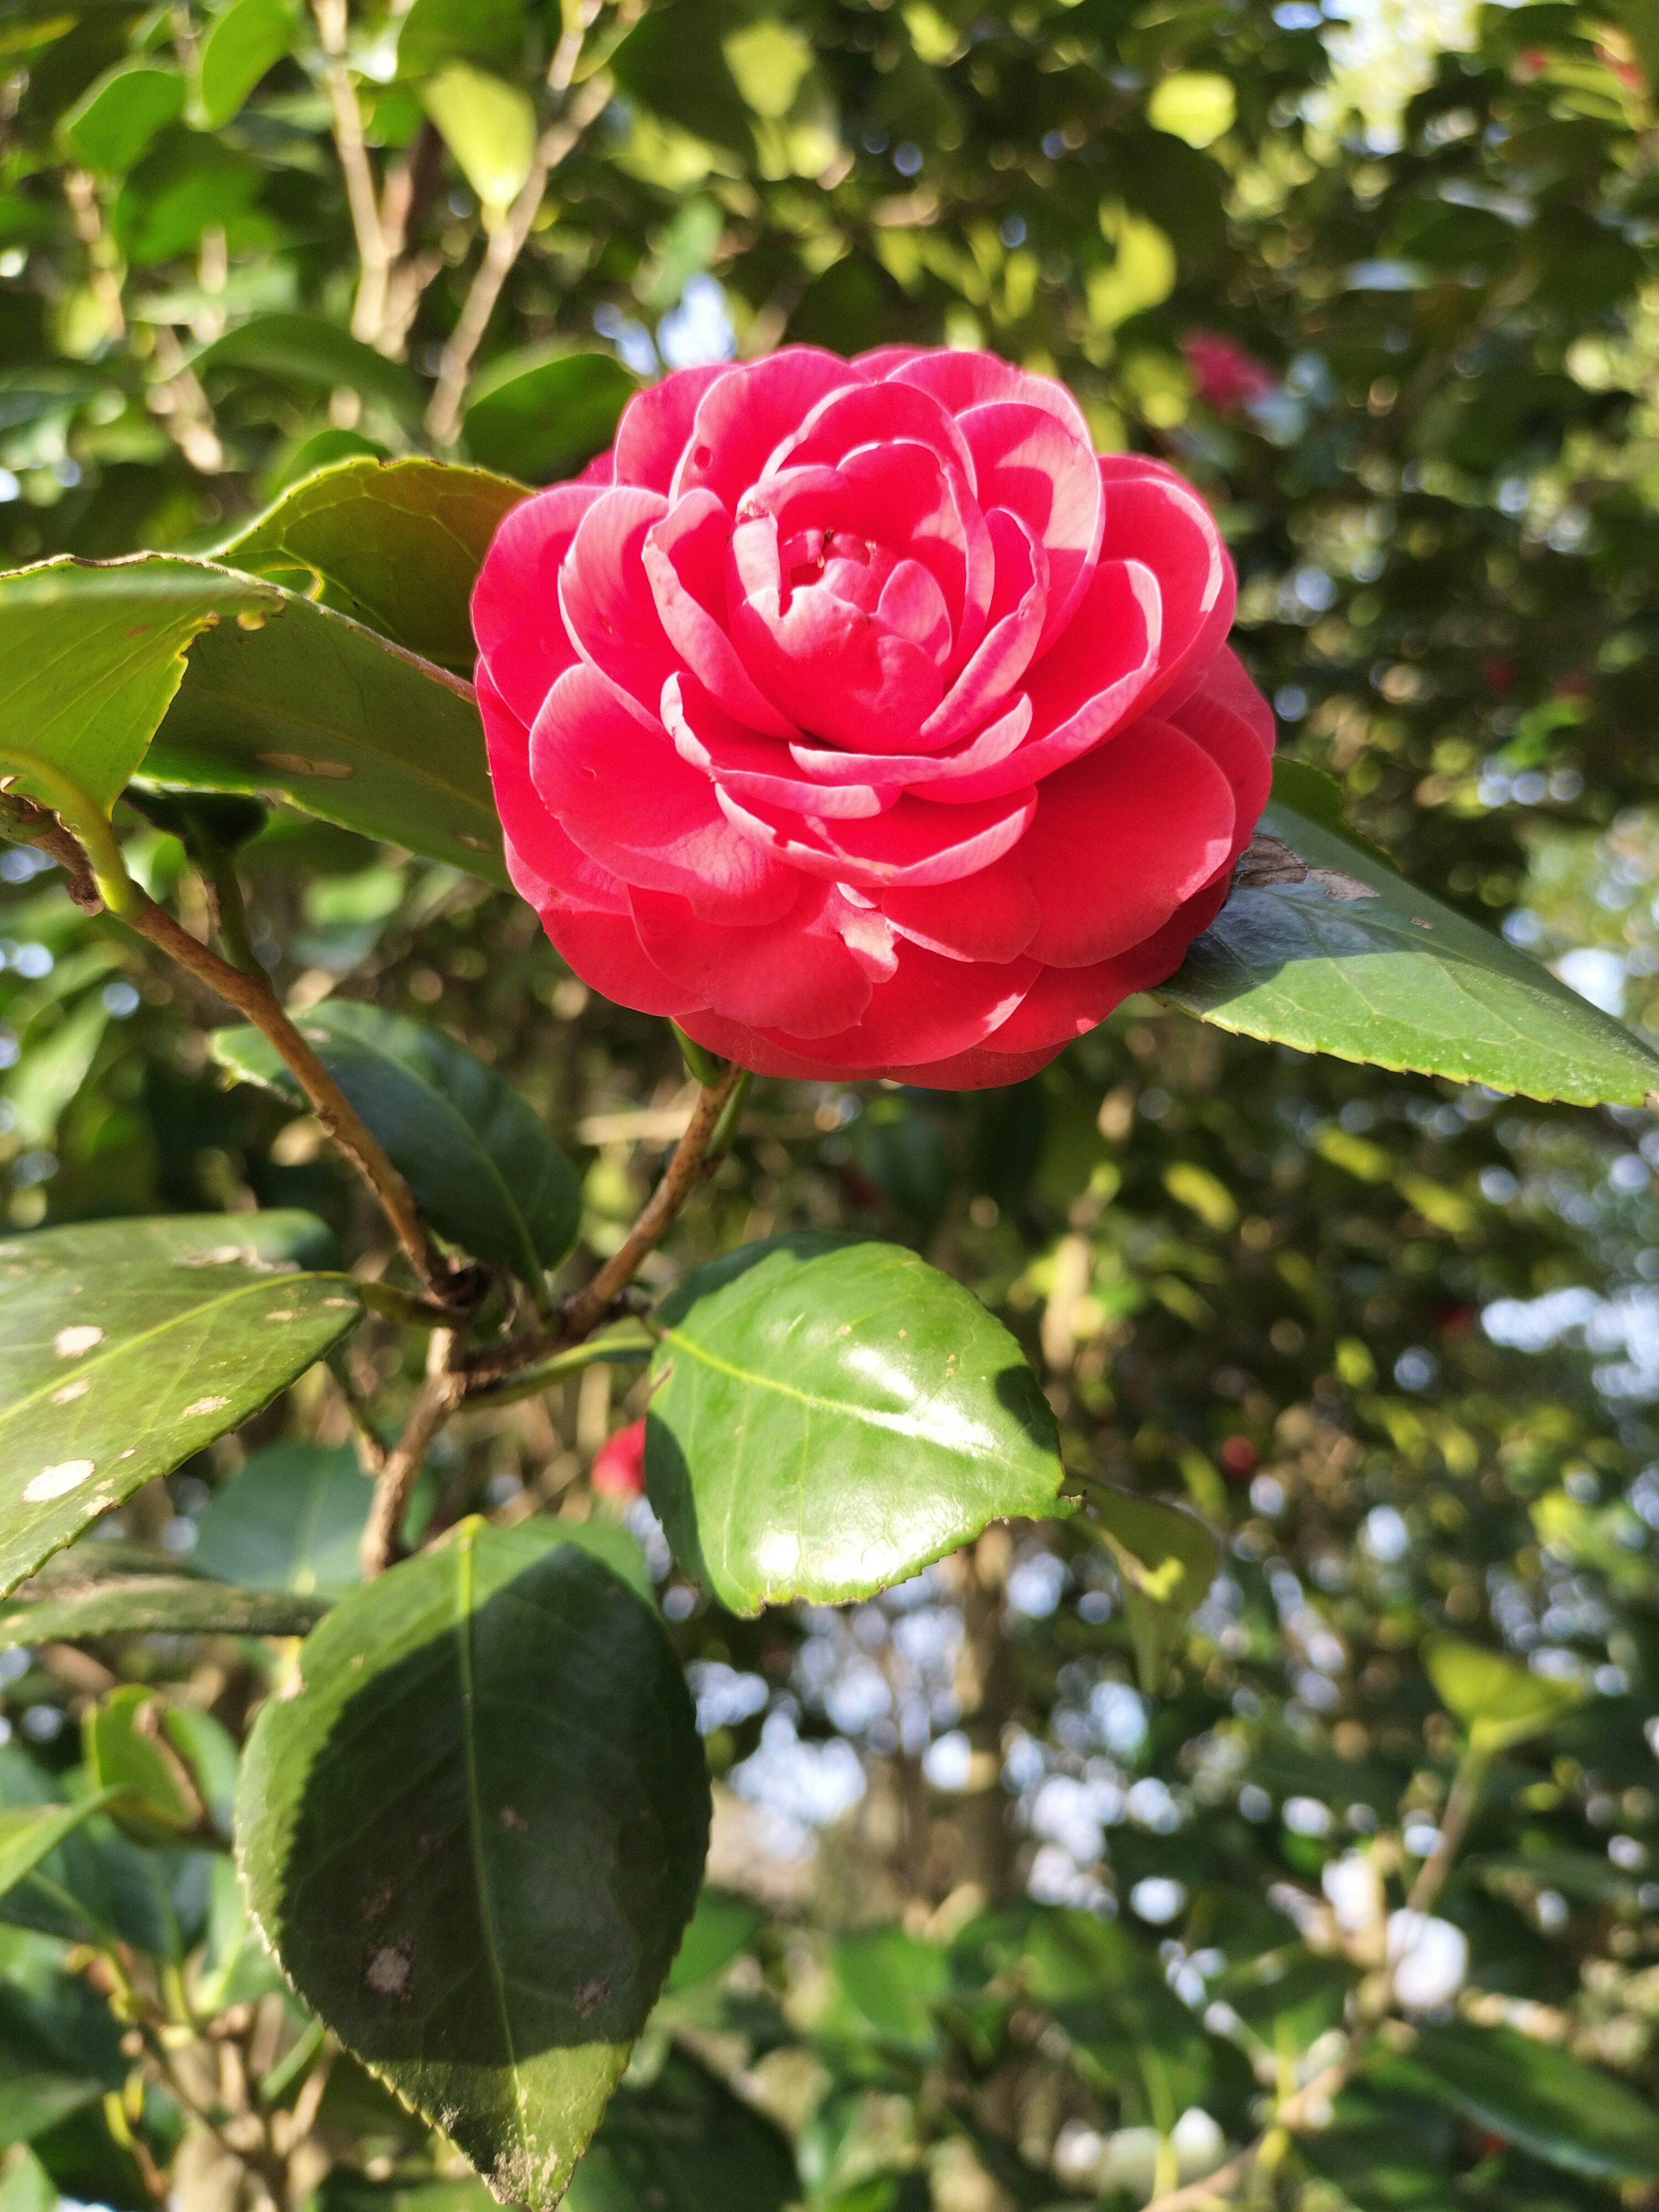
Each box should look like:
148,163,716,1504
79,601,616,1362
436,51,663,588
7,0,1659,2209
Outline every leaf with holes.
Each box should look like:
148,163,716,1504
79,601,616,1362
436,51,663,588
0,1212,361,1598
211,1002,581,1282
216,457,524,672
644,1234,1068,1616
1161,763,1659,1105
238,1518,709,2210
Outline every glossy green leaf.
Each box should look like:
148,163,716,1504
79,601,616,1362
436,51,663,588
195,0,299,127
0,1794,123,1903
645,1234,1068,1616
420,66,536,217
0,556,267,813
59,64,184,172
83,1686,202,1843
191,1441,410,1599
193,315,423,425
1421,1635,1585,1754
216,457,524,671
1083,1485,1218,1694
462,349,635,484
0,1211,360,1598
212,1001,581,1281
238,1518,709,2210
563,2050,798,2212
1162,773,1659,1106
0,1575,327,1643
1377,2021,1659,2179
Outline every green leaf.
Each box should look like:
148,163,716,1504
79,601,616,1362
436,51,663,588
83,1686,203,1843
563,2049,798,2212
0,1576,328,1643
462,350,636,485
832,1927,948,2057
397,0,525,76
59,63,184,172
193,315,423,426
211,1002,581,1282
1296,2090,1457,2212
0,1211,360,1598
195,0,299,128
1022,1909,1214,2120
420,66,537,219
0,556,269,814
191,1441,383,1599
1161,774,1659,1106
1082,1485,1217,1693
663,1888,765,1994
1421,1635,1585,1754
645,1233,1068,1617
1376,2021,1659,2180
0,2147,57,2212
215,457,524,671
0,1794,123,1903
238,1518,710,2210
0,552,504,880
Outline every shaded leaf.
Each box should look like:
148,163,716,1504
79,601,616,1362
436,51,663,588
238,1518,710,2210
462,349,635,484
83,1685,202,1843
195,0,299,128
645,1234,1068,1617
194,315,423,424
0,1576,329,1643
59,63,183,172
1162,776,1659,1105
0,1794,123,1904
0,1211,359,1597
216,457,523,671
397,0,525,76
563,2049,797,2212
1376,2021,1659,2179
211,1001,580,1281
191,1441,424,1599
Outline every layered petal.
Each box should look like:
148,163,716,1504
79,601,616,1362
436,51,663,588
471,483,601,727
630,880,877,1037
671,348,863,509
613,363,731,491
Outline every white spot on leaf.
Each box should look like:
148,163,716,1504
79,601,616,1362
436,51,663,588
365,1941,413,1999
24,1459,95,1503
51,1378,89,1405
53,1325,103,1357
182,1395,231,1418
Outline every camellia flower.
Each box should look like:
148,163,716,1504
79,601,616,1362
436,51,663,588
473,346,1274,1086
591,1416,646,1500
1182,330,1278,416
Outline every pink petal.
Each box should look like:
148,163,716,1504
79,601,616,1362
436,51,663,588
768,377,978,494
630,881,876,1037
791,692,1033,798
854,344,929,377
575,450,615,485
890,353,1094,454
937,558,1161,804
958,400,1103,649
1014,716,1236,966
1191,643,1276,753
883,1038,1056,1089
642,491,798,739
664,675,884,819
715,780,1036,890
881,854,1041,962
529,663,794,922
558,486,680,730
918,509,1047,749
671,348,864,509
471,483,602,727
750,937,1040,1069
613,364,733,491
540,902,697,1017
1095,455,1235,716
1167,680,1273,871
479,661,627,913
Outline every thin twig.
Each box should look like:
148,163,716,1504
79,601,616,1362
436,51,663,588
360,1332,463,1577
311,0,389,346
425,69,612,443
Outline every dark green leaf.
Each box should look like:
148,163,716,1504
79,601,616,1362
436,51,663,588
0,1212,360,1598
193,316,424,425
238,1518,710,2209
645,1234,1068,1616
211,1001,580,1282
1376,2021,1659,2179
0,1794,124,1903
1162,782,1659,1106
563,2049,798,2212
1296,2090,1458,2212
0,1574,328,1644
195,0,299,128
191,1442,420,1600
59,63,184,172
1023,1910,1215,2120
216,457,524,671
397,0,525,77
462,350,636,485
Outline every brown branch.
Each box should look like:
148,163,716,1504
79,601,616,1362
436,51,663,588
359,1332,463,1577
425,69,612,444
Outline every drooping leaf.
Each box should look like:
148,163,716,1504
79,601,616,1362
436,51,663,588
1375,2021,1659,2180
0,1576,329,1643
195,0,299,128
644,1234,1068,1616
1162,772,1659,1106
59,63,184,172
212,1002,580,1282
420,66,537,219
0,556,269,814
216,457,524,671
238,1518,710,2210
1421,1635,1585,1754
462,349,635,484
563,2049,798,2212
1083,1485,1218,1693
193,315,423,425
0,1211,360,1597
83,1686,203,1843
